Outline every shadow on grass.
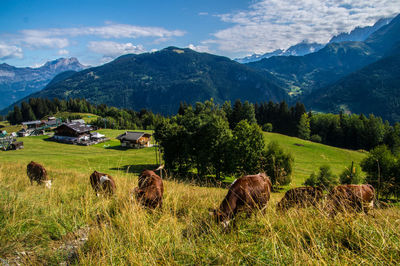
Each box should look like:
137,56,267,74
109,164,159,174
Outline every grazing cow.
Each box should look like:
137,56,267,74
90,171,116,196
277,186,323,211
27,161,52,188
133,169,164,209
210,173,272,228
326,184,375,216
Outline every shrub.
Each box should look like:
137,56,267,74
310,134,322,143
304,165,338,190
339,163,364,184
262,123,273,132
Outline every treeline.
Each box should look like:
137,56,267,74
254,101,400,153
6,98,163,130
156,100,293,183
6,97,400,154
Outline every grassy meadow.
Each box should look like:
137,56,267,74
1,129,399,264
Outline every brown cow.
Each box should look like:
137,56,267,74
210,173,272,228
133,169,164,209
326,184,375,216
90,170,116,196
27,161,52,188
277,186,323,211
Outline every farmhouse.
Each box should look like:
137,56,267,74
52,122,106,145
116,131,152,148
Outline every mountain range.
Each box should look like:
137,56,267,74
236,16,393,64
6,47,286,115
0,57,85,110
2,14,400,123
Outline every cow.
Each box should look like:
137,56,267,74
276,186,323,212
325,184,375,216
90,170,116,197
27,161,52,188
133,169,164,209
209,173,272,228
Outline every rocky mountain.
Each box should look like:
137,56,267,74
6,47,287,115
235,42,324,64
0,57,85,110
247,14,400,97
236,16,393,64
329,17,393,43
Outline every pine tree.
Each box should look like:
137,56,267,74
297,113,311,140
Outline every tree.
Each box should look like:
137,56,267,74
304,165,338,190
261,141,294,186
231,120,265,175
297,113,311,140
360,145,396,199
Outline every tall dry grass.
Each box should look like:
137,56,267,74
1,162,399,265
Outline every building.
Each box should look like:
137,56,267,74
53,122,95,144
53,122,107,145
116,131,152,148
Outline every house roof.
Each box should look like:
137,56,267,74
116,131,151,141
22,120,42,125
58,122,94,133
71,119,85,124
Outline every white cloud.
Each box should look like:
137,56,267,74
88,41,146,57
198,12,209,16
58,49,69,55
187,44,211,53
20,23,185,40
209,0,400,54
0,43,23,59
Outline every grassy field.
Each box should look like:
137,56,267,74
1,130,399,264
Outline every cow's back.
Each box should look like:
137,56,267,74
27,161,47,184
135,169,164,209
328,184,375,214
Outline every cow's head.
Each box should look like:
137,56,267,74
208,208,231,228
43,180,52,189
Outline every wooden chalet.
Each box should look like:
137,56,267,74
53,122,94,144
116,131,152,148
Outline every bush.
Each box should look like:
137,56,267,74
261,141,294,186
262,123,273,132
304,165,338,190
310,134,322,143
339,163,364,184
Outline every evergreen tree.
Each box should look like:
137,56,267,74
297,113,311,140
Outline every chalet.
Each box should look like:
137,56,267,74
53,122,107,145
53,122,95,144
116,131,152,148
22,120,44,129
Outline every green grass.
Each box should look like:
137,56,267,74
1,162,399,264
0,129,158,177
263,132,366,186
1,129,397,264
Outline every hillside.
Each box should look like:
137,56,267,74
0,58,85,110
13,47,287,115
0,129,366,186
305,51,400,122
1,131,399,264
247,14,400,96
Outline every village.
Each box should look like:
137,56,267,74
0,117,153,151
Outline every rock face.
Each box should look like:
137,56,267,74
0,58,86,110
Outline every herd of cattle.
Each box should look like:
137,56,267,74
27,161,376,227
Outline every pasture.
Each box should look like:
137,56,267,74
1,130,399,264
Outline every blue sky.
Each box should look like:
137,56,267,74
1,0,399,67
